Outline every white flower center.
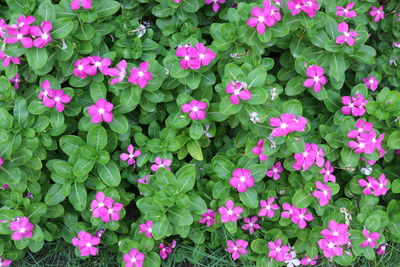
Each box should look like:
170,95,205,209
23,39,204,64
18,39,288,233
78,65,83,71
239,176,246,182
138,71,144,77
192,106,199,112
328,242,334,248
295,4,301,9
86,242,92,247
148,228,152,233
249,223,253,227
323,190,328,196
258,16,264,22
314,76,320,82
98,108,105,114
344,32,350,37
98,203,104,207
381,246,386,250
199,54,205,59
17,34,22,39
95,62,101,67
303,152,308,157
379,184,384,188
333,231,339,236
369,79,374,84
349,103,354,108
359,143,365,148
273,168,278,173
344,9,348,13
266,205,271,210
108,209,113,214
18,22,24,27
206,216,210,220
276,247,281,252
131,258,136,263
55,97,60,102
227,210,233,215
42,33,48,40
43,91,48,96
367,238,372,242
233,246,238,251
367,183,372,187
20,227,26,233
299,214,304,219
184,55,190,61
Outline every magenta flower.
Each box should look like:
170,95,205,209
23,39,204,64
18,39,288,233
0,157,3,167
199,209,216,227
218,200,243,223
293,143,317,171
313,181,331,206
313,143,325,167
137,175,150,184
393,42,400,48
176,45,200,70
128,62,152,88
71,0,92,10
181,100,208,120
46,89,71,112
266,162,283,180
347,119,373,139
151,157,172,172
270,113,296,137
108,60,127,84
205,0,225,12
300,255,318,265
0,19,6,39
268,239,290,262
5,26,32,48
226,240,248,260
291,207,313,229
89,56,112,75
358,176,378,195
258,197,279,218
321,220,350,246
159,243,172,260
373,174,388,196
360,230,380,248
88,99,114,123
229,168,254,192
287,0,319,18
15,15,35,29
247,1,281,34
370,6,384,22
341,94,368,117
252,140,268,161
281,203,294,218
287,0,302,16
241,216,261,234
318,238,343,258
90,192,109,218
73,58,96,79
303,65,327,93
0,51,20,66
10,217,34,240
120,144,141,165
195,43,216,66
100,199,123,222
336,2,357,18
9,73,20,89
376,244,387,255
0,258,11,266
30,21,52,48
72,231,100,256
38,80,54,102
362,76,379,91
336,22,358,46
226,81,252,104
139,220,153,238
123,248,145,267
320,161,336,183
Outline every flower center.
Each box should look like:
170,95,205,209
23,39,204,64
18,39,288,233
295,4,301,9
367,183,372,187
86,242,92,247
206,216,210,220
78,65,83,71
95,62,101,67
303,152,308,157
131,258,136,263
367,238,372,242
314,76,320,82
258,16,264,22
349,103,354,108
333,231,339,236
281,123,287,129
138,71,144,77
55,97,60,102
184,55,190,61
233,246,238,251
379,184,384,188
192,106,199,112
344,32,350,37
233,89,240,95
42,33,48,40
43,91,48,96
148,228,152,233
359,143,365,148
249,223,253,227
323,190,328,196
276,247,281,252
227,210,233,215
344,9,348,13
98,203,104,207
369,79,374,84
108,209,113,214
199,54,205,59
17,34,22,39
239,176,246,182
98,108,105,114
266,205,271,210
328,242,334,248
299,214,304,219
20,227,26,233
273,168,278,173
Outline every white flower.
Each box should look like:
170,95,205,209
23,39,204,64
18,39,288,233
285,251,300,267
360,165,372,175
249,112,261,124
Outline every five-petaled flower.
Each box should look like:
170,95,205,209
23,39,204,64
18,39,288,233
247,0,281,34
266,161,283,180
71,0,92,10
229,168,254,192
88,99,114,123
120,144,142,165
313,181,331,206
336,2,357,18
123,248,145,267
303,65,327,93
29,21,52,48
181,100,208,120
336,22,358,46
151,157,172,172
362,76,379,91
360,229,380,248
218,200,243,223
226,240,248,260
226,81,252,104
128,62,153,88
241,216,261,234
199,209,216,227
139,220,154,238
72,231,100,256
370,6,384,22
258,197,279,218
10,217,34,240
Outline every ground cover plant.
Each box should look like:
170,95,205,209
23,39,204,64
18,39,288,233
0,0,400,266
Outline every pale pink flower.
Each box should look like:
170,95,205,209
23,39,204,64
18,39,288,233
87,99,114,123
0,51,20,66
71,0,92,10
218,200,243,223
205,0,226,12
313,181,331,206
229,168,254,193
5,26,32,48
336,22,358,46
281,203,294,218
108,60,127,84
360,230,380,248
370,6,384,22
320,220,350,245
376,243,387,255
199,209,216,227
300,255,318,265
123,248,145,267
336,2,357,18
247,1,281,34
252,140,268,161
151,157,172,172
241,216,260,234
304,65,326,93
181,100,208,120
9,73,20,89
362,76,379,91
318,238,343,258
72,231,100,256
0,258,11,266
393,42,400,48
226,81,252,104
120,144,141,165
268,239,290,262
226,240,248,260
128,62,152,88
320,161,336,183
89,56,112,75
341,94,368,117
372,174,388,196
266,162,283,180
291,207,313,229
73,58,96,79
30,21,52,48
258,197,279,218
10,217,34,240
139,220,153,238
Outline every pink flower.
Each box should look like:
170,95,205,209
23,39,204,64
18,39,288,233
100,199,123,222
5,26,32,48
205,0,226,12
137,175,150,184
270,113,295,137
252,140,268,161
73,58,96,79
370,6,384,22
358,176,378,195
46,89,72,112
151,157,172,172
30,21,52,48
108,60,127,84
16,15,35,29
128,62,152,88
320,161,336,183
229,168,254,192
291,207,313,229
318,238,343,258
176,45,200,70
336,22,358,46
0,19,7,39
0,157,3,167
258,197,279,218
0,258,11,266
360,230,380,248
71,0,92,10
120,144,141,165
199,209,216,227
0,51,20,66
195,43,216,66
362,76,379,91
393,42,400,48
300,255,318,265
226,81,252,105
287,0,303,16
159,243,172,260
87,99,114,123
174,0,181,2
376,243,387,255
313,144,325,167
89,56,112,75
38,80,54,102
72,231,100,256
373,174,388,196
247,1,281,34
268,239,290,262
181,100,208,120
90,192,108,218
303,65,327,93
226,240,248,260
218,200,243,223
241,216,261,234
348,136,374,154
347,119,373,139
9,73,20,89
139,220,154,238
320,220,350,245
281,203,294,218
287,0,319,18
341,94,368,117
336,2,357,18
123,248,145,267
293,143,318,171
313,181,331,206
266,161,283,180
10,217,34,240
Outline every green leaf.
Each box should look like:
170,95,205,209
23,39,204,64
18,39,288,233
341,148,360,168
286,136,305,154
168,207,193,226
181,0,200,13
188,192,207,215
219,96,242,115
248,67,266,88
176,164,196,193
73,157,95,177
26,203,47,220
0,108,13,129
392,179,400,193
152,216,169,240
156,168,175,188
251,239,268,254
96,0,120,17
45,184,66,205
0,166,21,185
52,19,74,39
292,189,313,208
239,188,258,208
38,0,56,21
26,48,48,70
97,161,121,187
181,72,201,89
60,135,85,155
282,99,302,116
87,126,108,150
189,123,203,140
330,53,346,82
69,183,87,212
109,114,129,134
388,131,400,149
50,110,64,129
365,214,381,232
285,76,306,96
90,82,107,101
212,155,235,179
14,97,29,126
187,140,203,161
